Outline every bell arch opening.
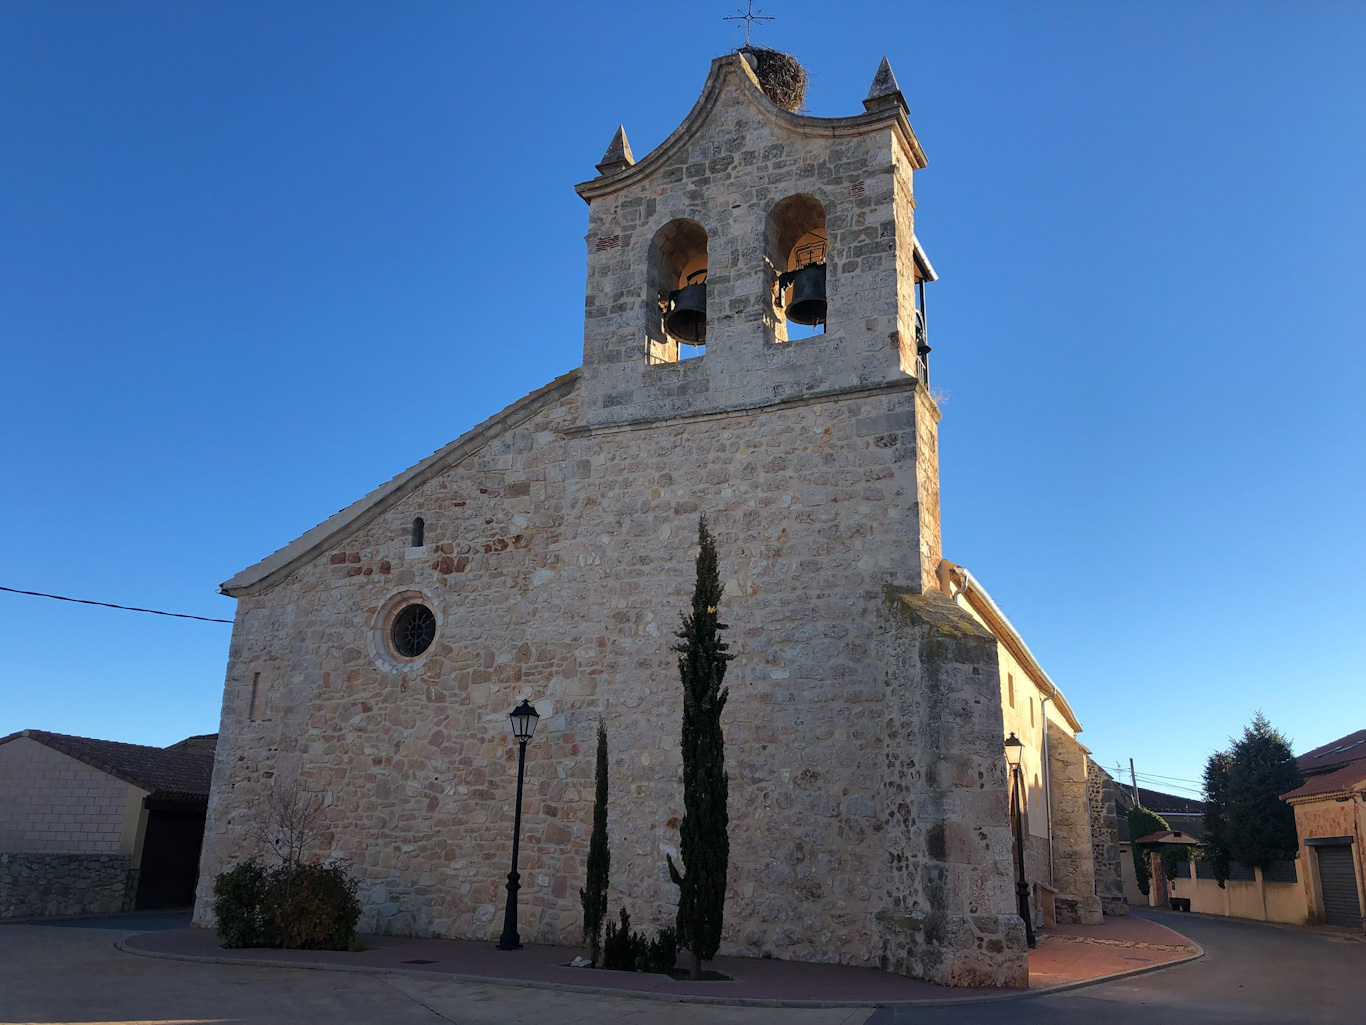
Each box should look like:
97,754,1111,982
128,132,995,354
765,194,828,342
646,218,708,363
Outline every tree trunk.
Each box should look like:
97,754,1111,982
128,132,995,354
690,948,702,980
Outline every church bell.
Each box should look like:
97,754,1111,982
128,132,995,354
664,269,707,344
782,262,827,327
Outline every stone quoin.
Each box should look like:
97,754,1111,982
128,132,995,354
194,53,1118,988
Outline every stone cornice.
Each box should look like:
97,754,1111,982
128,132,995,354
566,375,923,438
574,55,927,205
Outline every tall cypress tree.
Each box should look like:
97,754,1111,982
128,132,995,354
580,720,610,966
667,515,732,980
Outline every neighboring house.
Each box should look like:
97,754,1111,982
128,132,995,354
1282,729,1366,928
0,729,215,917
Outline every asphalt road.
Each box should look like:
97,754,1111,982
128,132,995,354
0,909,1361,1024
869,909,1366,1025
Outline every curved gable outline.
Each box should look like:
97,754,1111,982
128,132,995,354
220,369,580,598
575,54,926,205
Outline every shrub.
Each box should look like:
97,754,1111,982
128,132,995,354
264,862,361,950
642,925,678,975
213,860,269,948
602,907,636,971
600,907,677,974
212,860,360,951
1127,806,1169,896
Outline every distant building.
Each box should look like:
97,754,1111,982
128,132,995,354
1282,729,1366,927
0,729,215,917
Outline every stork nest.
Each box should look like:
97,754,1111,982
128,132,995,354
737,46,807,112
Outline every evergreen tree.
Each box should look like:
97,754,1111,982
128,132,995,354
667,515,732,980
579,720,610,966
1202,749,1233,886
1226,712,1303,871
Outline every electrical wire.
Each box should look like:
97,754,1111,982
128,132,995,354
0,585,232,624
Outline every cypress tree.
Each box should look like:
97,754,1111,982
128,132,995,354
667,515,732,980
1226,712,1303,871
580,720,610,966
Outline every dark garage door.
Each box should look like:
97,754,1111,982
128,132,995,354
1317,844,1362,927
135,807,207,909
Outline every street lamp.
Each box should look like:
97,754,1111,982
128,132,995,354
1003,732,1036,948
497,699,540,951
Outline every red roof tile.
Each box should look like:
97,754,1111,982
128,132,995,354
1282,760,1366,802
1297,729,1366,775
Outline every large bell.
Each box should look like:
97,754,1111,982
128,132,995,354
784,262,826,326
665,272,707,344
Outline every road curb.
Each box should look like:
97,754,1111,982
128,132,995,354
113,929,1206,1009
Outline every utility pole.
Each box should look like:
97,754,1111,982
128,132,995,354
1130,758,1142,808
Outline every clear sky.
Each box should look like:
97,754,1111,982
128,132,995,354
1,1,1362,802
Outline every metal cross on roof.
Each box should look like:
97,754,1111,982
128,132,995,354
724,1,774,46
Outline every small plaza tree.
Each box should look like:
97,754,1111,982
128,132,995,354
667,515,732,980
580,720,610,967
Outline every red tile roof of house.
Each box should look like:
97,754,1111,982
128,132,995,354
1282,759,1366,802
0,729,215,798
1133,829,1201,845
1297,729,1366,776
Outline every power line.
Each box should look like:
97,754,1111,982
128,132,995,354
1135,771,1203,784
0,585,232,624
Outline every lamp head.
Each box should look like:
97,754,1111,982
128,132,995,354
1003,731,1023,770
508,699,540,743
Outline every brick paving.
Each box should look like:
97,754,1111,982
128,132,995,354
121,914,1199,1006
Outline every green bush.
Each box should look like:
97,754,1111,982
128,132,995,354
601,907,677,974
1127,806,1169,896
213,861,269,948
212,860,360,951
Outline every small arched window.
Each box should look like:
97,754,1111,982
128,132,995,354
410,517,425,548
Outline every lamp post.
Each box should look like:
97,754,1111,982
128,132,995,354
1003,732,1036,948
497,699,540,951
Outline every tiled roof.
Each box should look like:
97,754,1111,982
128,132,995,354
1297,729,1366,776
1282,760,1366,802
1134,829,1201,845
0,729,215,798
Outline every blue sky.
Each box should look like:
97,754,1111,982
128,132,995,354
1,1,1362,801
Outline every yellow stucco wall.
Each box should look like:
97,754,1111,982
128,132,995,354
1290,792,1366,925
954,597,1074,839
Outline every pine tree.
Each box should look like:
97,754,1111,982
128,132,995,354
1226,712,1303,871
667,515,732,980
579,720,610,966
1202,750,1233,886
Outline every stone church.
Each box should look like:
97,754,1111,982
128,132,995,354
195,53,1122,987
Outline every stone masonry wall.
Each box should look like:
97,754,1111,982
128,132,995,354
878,589,1028,987
1046,720,1102,924
1086,761,1128,917
196,372,977,972
0,852,135,918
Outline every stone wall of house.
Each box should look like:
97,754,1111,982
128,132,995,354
1046,720,1102,924
0,737,136,854
0,852,135,918
1086,761,1128,916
